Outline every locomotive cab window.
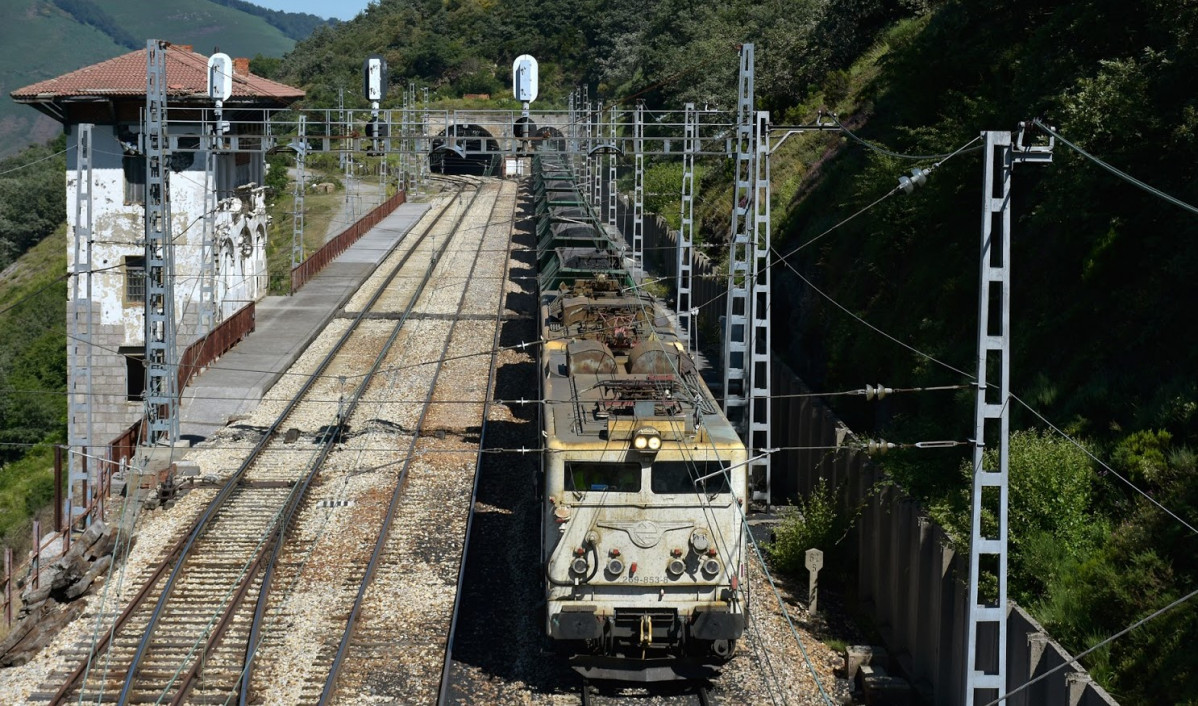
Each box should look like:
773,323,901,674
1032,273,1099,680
651,462,732,494
566,462,641,493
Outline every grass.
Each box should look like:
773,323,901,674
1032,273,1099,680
95,0,295,58
264,167,391,293
0,230,67,607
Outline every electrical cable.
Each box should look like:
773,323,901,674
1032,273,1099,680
984,584,1198,706
1032,119,1198,216
0,146,68,176
828,113,985,161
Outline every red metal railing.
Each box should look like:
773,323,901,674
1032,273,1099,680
2,303,256,629
4,187,402,628
290,190,406,294
177,302,256,392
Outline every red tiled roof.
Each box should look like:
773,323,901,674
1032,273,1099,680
11,44,304,103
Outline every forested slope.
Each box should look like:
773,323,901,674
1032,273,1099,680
0,0,1191,699
777,3,1198,701
280,3,1198,700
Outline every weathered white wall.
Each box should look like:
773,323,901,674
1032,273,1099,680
64,122,270,481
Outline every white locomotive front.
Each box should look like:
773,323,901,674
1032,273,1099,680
539,280,750,681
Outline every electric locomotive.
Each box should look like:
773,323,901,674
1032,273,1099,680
532,154,749,681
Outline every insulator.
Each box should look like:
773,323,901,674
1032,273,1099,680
866,439,896,455
865,384,893,401
898,167,927,194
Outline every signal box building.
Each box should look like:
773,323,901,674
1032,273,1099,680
11,45,303,478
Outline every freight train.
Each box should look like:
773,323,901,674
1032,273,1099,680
532,152,750,682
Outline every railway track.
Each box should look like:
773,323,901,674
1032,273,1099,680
317,179,519,704
34,177,504,705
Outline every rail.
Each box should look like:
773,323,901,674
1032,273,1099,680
290,189,407,294
1,303,254,631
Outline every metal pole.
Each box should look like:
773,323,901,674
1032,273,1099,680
723,43,754,439
592,102,603,209
54,446,63,532
584,99,593,207
748,110,772,505
964,126,1051,704
291,113,307,276
608,104,618,230
199,114,217,332
966,129,1013,705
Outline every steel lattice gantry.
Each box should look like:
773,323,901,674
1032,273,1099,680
965,128,1051,704
69,123,94,511
143,39,179,445
722,43,772,504
676,103,697,351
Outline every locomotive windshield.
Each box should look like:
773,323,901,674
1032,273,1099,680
566,462,642,492
651,462,732,494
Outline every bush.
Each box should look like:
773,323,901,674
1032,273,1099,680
766,478,843,578
955,429,1103,604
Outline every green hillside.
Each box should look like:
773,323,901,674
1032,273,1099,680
1,0,329,157
0,1,125,155
279,2,1198,700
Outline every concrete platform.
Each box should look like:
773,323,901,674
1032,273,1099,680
178,200,430,445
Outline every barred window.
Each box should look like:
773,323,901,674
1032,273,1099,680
125,256,146,302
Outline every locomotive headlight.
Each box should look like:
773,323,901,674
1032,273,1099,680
690,530,710,553
607,558,625,575
632,427,662,453
667,558,686,576
571,557,589,574
701,557,721,576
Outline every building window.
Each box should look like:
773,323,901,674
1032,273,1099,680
120,346,146,402
123,156,146,205
125,256,146,303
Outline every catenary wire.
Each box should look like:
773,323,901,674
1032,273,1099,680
1033,119,1198,216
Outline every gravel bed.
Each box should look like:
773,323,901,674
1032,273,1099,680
0,485,218,705
443,182,859,706
0,177,503,705
345,192,458,314
241,179,513,704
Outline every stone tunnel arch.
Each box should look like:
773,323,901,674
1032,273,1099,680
430,124,501,176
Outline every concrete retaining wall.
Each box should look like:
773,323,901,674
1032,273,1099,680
618,201,1118,705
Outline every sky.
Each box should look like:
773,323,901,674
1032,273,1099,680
251,0,374,22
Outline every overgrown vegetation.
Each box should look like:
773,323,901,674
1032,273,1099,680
766,478,845,579
0,0,1191,698
0,137,67,270
771,2,1198,702
0,233,68,550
